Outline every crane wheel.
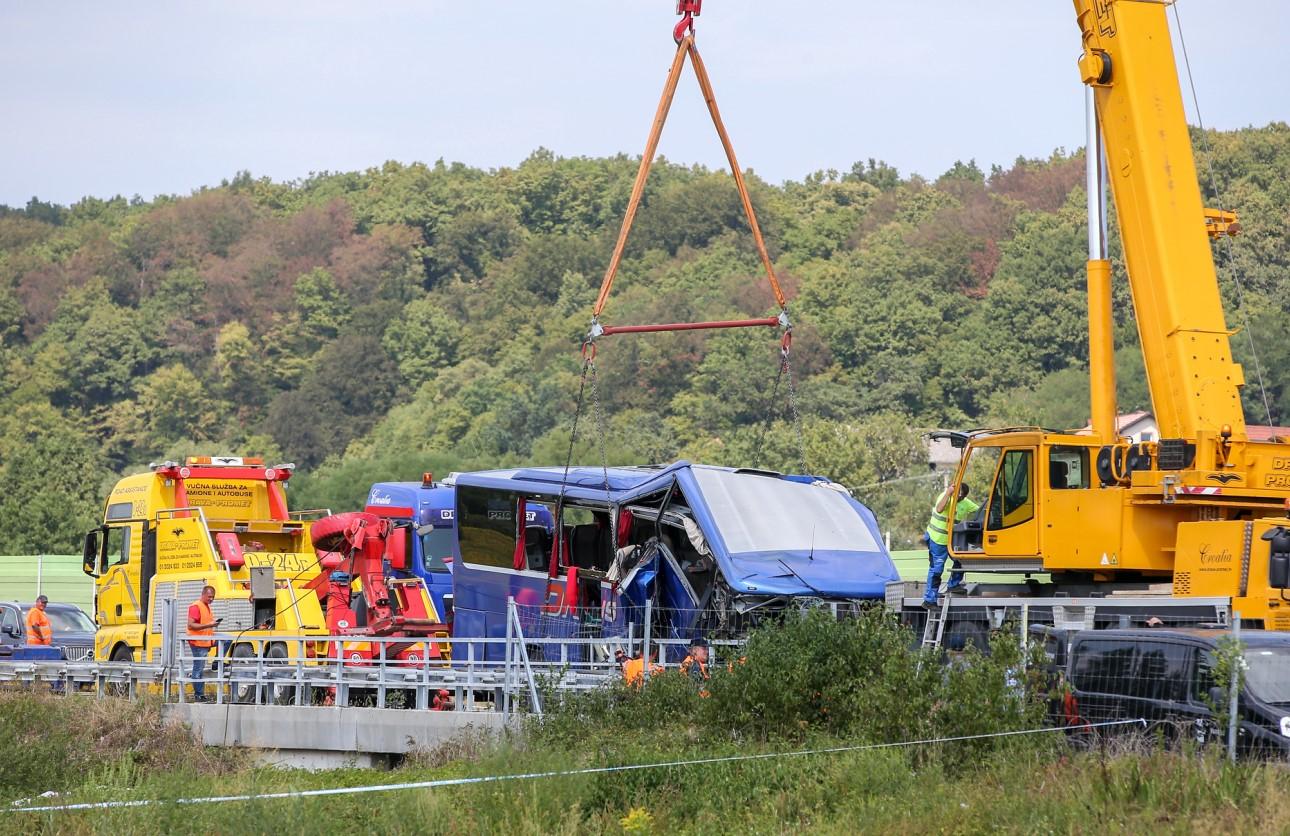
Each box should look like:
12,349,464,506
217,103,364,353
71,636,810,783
311,511,383,553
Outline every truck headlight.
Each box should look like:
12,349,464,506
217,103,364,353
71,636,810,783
1280,717,1290,738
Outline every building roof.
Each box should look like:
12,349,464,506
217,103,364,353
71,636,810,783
1077,411,1290,441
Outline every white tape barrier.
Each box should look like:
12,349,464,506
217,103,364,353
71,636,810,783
8,720,1145,814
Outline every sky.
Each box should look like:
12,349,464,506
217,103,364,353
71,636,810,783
1,1,1287,207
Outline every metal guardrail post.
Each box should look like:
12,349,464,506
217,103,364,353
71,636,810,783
1228,612,1241,763
642,600,652,683
504,597,515,719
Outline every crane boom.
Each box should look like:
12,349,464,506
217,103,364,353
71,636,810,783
1075,0,1245,442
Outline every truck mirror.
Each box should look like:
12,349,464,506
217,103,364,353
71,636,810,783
387,527,409,572
1261,527,1290,589
1208,685,1227,707
82,529,101,577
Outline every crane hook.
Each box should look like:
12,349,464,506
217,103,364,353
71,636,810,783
674,0,701,43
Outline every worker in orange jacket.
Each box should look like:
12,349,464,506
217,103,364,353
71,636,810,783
623,650,662,687
187,585,220,701
25,595,52,645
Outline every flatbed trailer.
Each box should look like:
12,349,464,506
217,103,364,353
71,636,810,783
885,580,1232,650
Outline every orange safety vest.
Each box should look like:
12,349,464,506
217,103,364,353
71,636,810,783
25,607,51,645
623,657,662,687
188,600,214,648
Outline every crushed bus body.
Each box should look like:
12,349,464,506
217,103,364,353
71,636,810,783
447,460,899,659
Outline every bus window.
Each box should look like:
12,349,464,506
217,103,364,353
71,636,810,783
457,486,518,569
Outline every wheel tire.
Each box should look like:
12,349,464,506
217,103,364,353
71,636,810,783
230,643,258,704
311,511,382,553
108,645,134,697
944,619,989,653
266,643,296,706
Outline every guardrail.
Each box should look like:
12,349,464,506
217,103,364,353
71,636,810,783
0,598,746,716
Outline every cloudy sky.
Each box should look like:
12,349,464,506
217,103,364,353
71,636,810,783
1,0,1286,206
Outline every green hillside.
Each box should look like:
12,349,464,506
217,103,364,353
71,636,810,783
2,124,1288,552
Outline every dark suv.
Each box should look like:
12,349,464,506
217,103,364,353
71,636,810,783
0,602,96,662
1058,628,1290,757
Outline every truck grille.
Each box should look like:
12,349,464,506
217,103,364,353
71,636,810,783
63,645,93,662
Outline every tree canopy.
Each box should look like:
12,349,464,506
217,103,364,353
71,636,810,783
2,123,1288,550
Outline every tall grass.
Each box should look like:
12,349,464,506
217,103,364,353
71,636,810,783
4,612,1290,833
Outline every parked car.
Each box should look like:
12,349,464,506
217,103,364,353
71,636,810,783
0,601,96,662
1059,628,1290,757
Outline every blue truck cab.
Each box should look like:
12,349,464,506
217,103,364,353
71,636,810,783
364,478,458,619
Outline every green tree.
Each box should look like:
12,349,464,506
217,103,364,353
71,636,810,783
0,403,106,552
381,295,460,388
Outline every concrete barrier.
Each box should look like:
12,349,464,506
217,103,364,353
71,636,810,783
165,703,514,769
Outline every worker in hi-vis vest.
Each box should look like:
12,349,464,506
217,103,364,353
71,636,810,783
187,585,221,701
923,484,979,608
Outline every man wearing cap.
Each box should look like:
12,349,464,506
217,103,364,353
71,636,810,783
25,595,52,645
680,636,710,693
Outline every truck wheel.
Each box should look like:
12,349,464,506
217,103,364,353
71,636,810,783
108,645,134,696
230,644,258,704
945,620,989,653
266,643,296,706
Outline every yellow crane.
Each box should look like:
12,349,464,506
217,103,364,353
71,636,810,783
928,0,1290,631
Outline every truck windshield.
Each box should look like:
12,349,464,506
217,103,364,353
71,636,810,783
420,529,454,572
1244,648,1290,704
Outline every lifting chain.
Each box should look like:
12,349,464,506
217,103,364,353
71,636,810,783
752,332,808,475
587,354,616,544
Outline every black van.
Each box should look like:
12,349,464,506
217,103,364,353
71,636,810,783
1058,628,1290,757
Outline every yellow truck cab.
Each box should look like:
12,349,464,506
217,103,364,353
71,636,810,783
83,456,330,664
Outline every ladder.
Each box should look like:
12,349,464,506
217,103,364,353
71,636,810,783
921,597,951,649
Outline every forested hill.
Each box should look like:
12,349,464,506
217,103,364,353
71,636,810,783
2,123,1288,552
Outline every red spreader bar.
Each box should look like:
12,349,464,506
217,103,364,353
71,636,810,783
599,317,779,336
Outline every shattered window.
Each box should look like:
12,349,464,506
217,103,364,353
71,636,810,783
690,468,879,555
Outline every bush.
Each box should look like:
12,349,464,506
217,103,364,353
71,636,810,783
0,691,243,797
535,608,1050,768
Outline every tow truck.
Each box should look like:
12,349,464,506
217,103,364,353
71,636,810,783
82,457,330,689
307,509,450,666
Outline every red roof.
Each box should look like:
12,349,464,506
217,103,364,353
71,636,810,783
1248,425,1290,442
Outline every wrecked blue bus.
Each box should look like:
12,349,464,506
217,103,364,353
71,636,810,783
447,461,899,661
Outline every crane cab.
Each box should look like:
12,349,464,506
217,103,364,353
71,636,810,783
943,429,1174,578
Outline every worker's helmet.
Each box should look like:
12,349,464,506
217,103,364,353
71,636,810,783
689,636,708,649
36,595,48,604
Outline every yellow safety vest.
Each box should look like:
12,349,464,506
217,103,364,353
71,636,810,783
926,489,979,546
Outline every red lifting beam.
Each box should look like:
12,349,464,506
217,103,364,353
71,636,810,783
600,316,779,336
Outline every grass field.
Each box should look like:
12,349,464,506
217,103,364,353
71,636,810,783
3,610,1285,834
2,691,1287,835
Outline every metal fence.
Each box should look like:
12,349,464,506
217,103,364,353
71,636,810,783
0,555,93,613
5,592,1290,762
